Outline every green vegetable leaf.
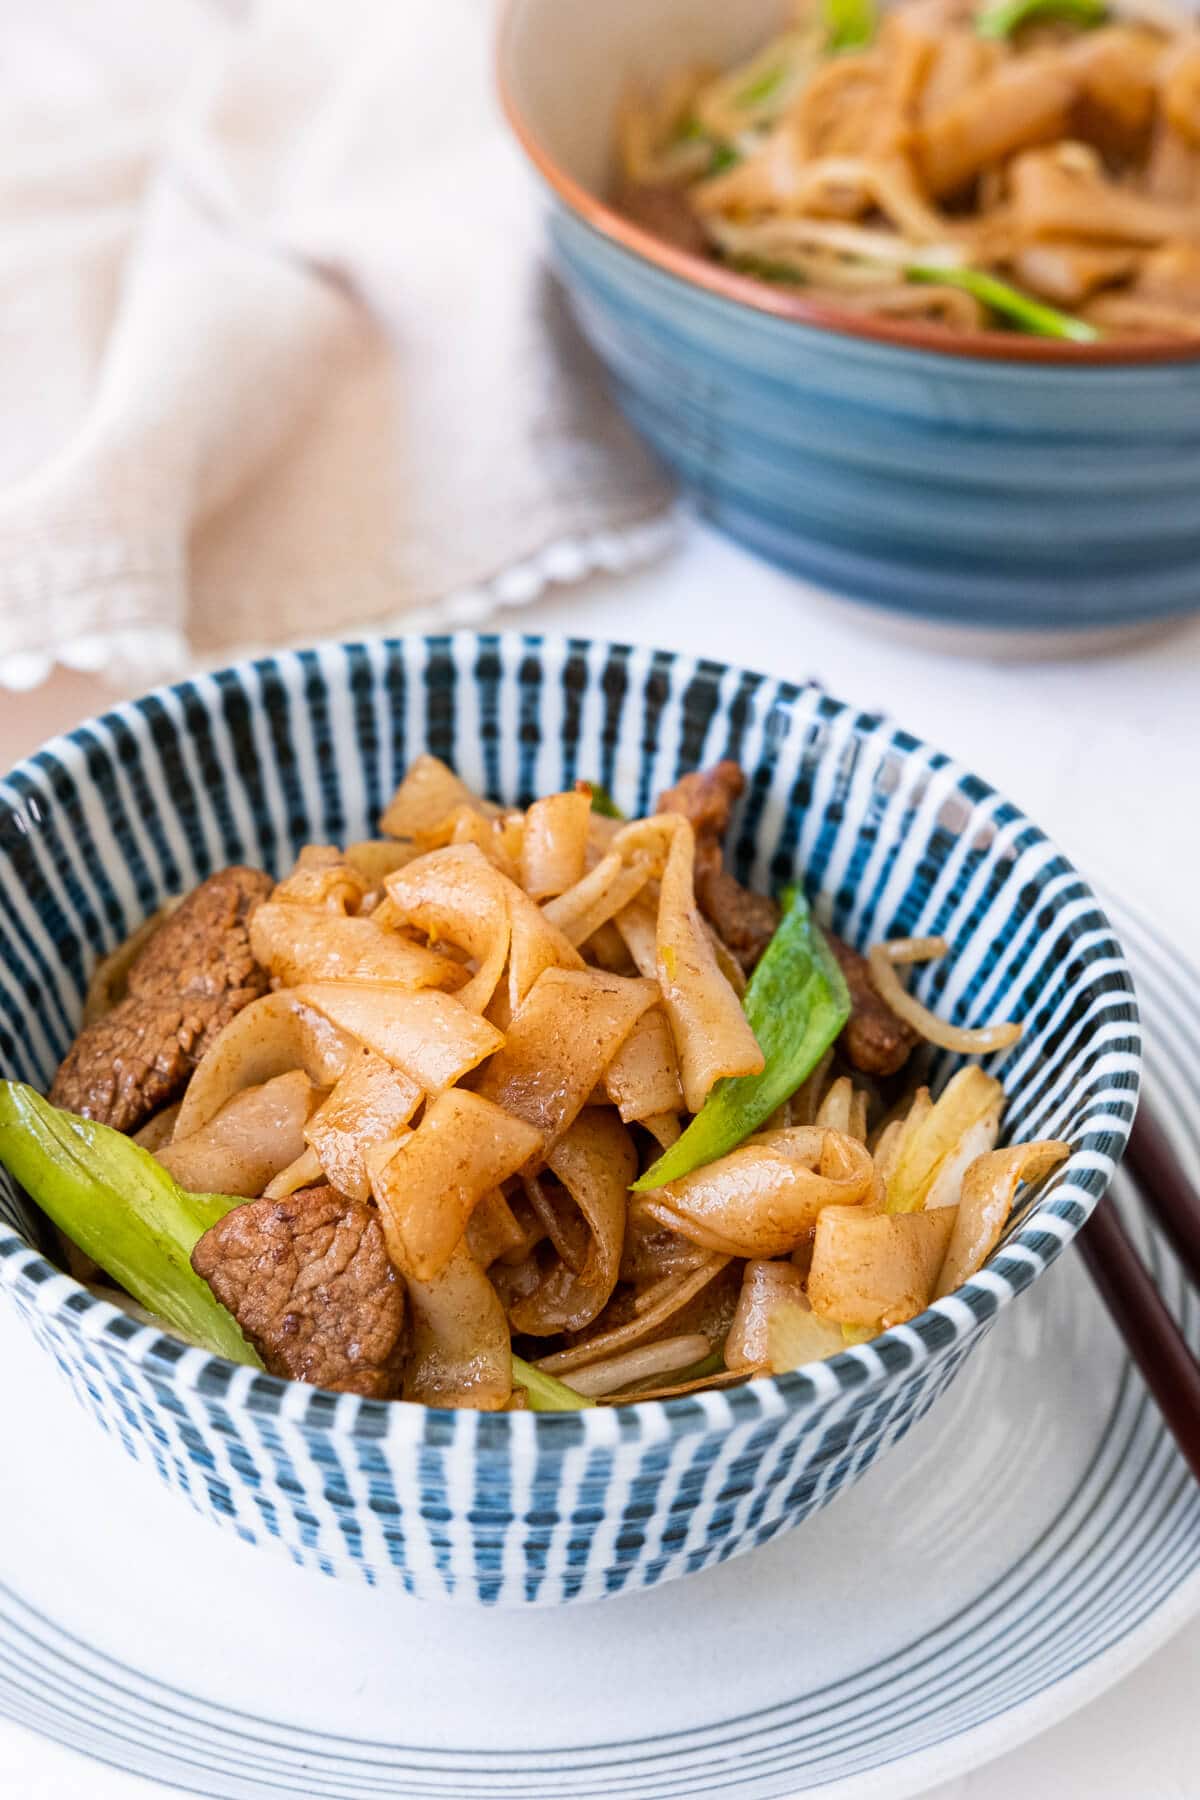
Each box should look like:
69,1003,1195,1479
511,1354,594,1411
585,782,625,820
0,1083,260,1365
824,0,878,50
906,262,1101,342
976,0,1105,38
632,886,851,1191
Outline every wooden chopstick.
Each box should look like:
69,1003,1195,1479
1078,1188,1200,1484
1126,1103,1200,1293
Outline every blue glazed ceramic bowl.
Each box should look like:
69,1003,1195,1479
498,0,1200,638
0,635,1139,1604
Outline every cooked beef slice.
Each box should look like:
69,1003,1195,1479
657,760,917,1073
826,936,919,1077
615,178,711,257
191,1185,407,1396
657,760,780,970
50,866,274,1133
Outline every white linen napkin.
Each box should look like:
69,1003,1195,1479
0,0,674,689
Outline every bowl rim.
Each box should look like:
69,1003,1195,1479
495,0,1200,370
0,630,1141,1445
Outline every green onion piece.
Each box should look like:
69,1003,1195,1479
736,61,791,107
976,0,1106,37
674,115,741,172
512,1354,595,1411
0,1082,260,1365
632,886,851,1192
906,263,1102,341
585,782,625,820
824,0,878,49
726,254,806,286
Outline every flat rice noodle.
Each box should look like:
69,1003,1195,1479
1082,291,1200,335
403,1238,512,1410
343,839,426,884
565,1333,712,1398
629,816,763,1112
296,981,503,1095
384,845,513,1013
520,791,591,899
1133,241,1200,306
535,1251,730,1375
1009,146,1200,244
768,1296,846,1372
643,1111,682,1148
385,843,583,1014
507,884,585,1008
605,1006,683,1122
935,1139,1069,1298
371,1089,543,1281
173,989,357,1140
706,923,747,998
274,850,367,914
158,1069,319,1197
441,806,521,881
249,902,465,993
620,1209,711,1287
304,1047,423,1203
473,967,657,1153
581,920,637,974
1164,43,1200,150
586,812,622,864
917,59,1077,197
614,896,658,976
917,24,1000,122
465,1189,528,1269
1069,25,1163,151
522,1172,589,1272
644,1126,874,1259
886,1068,1004,1214
541,851,654,949
808,1204,957,1329
133,1104,180,1152
379,754,495,840
507,1109,636,1335
725,1259,807,1371
1008,241,1140,307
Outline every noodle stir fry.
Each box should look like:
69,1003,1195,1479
0,758,1067,1409
617,0,1200,340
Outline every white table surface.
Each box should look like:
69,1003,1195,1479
2,516,1199,1799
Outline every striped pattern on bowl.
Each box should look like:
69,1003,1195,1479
0,634,1139,1604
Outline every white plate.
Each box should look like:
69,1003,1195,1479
0,897,1197,1800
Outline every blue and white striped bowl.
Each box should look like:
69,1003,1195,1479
0,634,1139,1605
498,0,1200,638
